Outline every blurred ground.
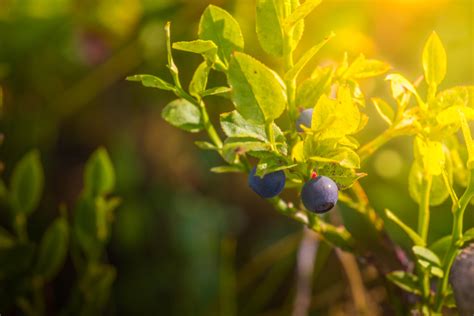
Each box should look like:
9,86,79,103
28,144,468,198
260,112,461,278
0,0,473,315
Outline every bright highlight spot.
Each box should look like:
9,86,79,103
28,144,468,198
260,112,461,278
374,149,403,179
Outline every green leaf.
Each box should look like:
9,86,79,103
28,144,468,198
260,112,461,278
172,40,218,64
385,73,424,107
385,209,425,246
461,227,474,244
126,74,175,91
285,0,322,28
161,99,203,132
73,197,102,259
330,147,360,169
433,85,474,110
386,271,421,295
195,141,218,151
201,86,232,98
256,160,296,177
227,52,287,124
198,5,244,64
372,98,395,126
414,137,445,176
311,86,360,139
220,110,285,146
408,161,450,206
317,163,366,189
35,217,69,280
10,150,44,215
189,62,210,98
222,137,271,164
256,0,284,56
289,0,305,50
285,32,334,80
343,54,390,79
84,147,115,198
436,106,474,129
422,32,447,87
221,110,268,141
210,165,243,173
296,67,333,109
444,291,456,308
80,264,116,311
412,245,441,267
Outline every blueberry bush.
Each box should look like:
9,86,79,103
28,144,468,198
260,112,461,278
0,145,118,316
128,1,474,314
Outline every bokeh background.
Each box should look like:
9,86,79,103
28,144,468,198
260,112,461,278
0,0,473,315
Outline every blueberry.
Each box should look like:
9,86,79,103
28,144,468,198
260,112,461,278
449,243,474,316
296,108,313,132
248,167,286,198
301,176,338,213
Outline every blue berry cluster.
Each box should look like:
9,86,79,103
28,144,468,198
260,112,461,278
248,110,339,213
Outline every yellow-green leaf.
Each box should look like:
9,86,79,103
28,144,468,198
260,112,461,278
296,67,333,109
422,32,447,87
198,5,244,64
10,150,44,215
189,62,210,97
414,137,445,176
162,99,203,133
344,54,390,79
83,147,115,198
372,97,394,126
285,32,334,80
172,40,218,64
285,0,322,28
35,217,69,280
126,74,175,91
227,52,286,124
256,0,284,56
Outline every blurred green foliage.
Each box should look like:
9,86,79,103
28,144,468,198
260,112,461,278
0,0,472,315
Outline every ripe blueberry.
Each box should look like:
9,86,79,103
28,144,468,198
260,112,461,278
248,167,286,198
449,243,474,316
296,108,313,132
301,176,338,213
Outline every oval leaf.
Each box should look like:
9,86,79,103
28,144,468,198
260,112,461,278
198,5,244,64
84,148,115,198
386,271,421,295
422,32,447,87
256,0,284,56
189,62,210,97
162,99,203,133
10,150,44,215
408,161,450,206
372,98,394,126
35,217,69,280
227,52,286,124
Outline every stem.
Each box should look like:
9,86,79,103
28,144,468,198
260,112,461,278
178,89,223,149
199,100,223,149
417,174,432,242
336,249,373,316
434,168,474,311
292,227,318,316
270,197,355,250
265,122,276,151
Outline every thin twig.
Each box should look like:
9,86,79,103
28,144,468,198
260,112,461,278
292,227,319,316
